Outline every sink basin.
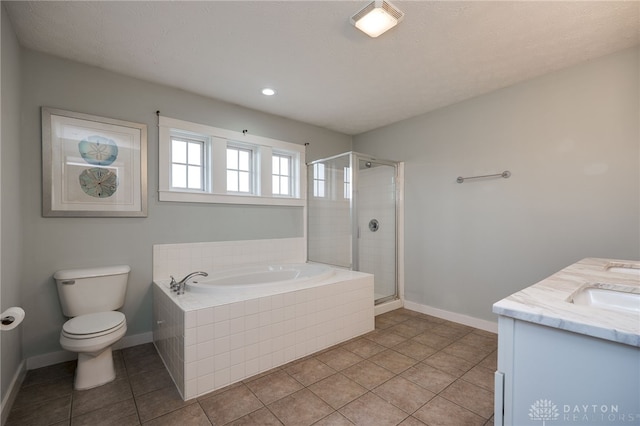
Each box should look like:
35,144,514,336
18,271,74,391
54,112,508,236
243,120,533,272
607,266,640,276
605,263,640,276
571,284,640,313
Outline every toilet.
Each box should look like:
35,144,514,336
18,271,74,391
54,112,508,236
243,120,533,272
54,265,130,390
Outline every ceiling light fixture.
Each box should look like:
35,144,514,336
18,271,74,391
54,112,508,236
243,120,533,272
350,0,404,38
261,88,276,96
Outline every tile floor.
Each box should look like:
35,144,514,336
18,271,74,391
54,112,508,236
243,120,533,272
6,308,497,426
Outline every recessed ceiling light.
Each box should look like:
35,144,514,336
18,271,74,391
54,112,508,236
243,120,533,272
261,88,276,96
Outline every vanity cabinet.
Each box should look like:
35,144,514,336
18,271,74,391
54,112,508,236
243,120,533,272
492,258,640,426
494,317,640,426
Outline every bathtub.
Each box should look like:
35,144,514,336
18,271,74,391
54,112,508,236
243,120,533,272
186,263,334,293
153,263,374,400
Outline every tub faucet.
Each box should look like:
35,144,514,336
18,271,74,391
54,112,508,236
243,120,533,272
170,271,208,295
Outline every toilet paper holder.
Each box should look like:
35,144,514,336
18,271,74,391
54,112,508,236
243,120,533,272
1,307,25,331
2,315,15,325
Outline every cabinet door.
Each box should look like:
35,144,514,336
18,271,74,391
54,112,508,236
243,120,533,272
499,318,640,426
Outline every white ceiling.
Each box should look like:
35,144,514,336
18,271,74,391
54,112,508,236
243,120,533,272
5,1,639,135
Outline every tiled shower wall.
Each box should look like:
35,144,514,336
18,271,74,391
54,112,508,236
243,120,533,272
307,198,351,268
307,160,397,300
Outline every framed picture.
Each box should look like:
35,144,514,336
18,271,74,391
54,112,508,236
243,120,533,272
42,107,148,217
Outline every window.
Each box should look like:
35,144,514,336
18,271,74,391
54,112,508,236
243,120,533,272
313,163,326,197
171,136,204,190
272,153,292,196
226,146,253,193
158,116,305,206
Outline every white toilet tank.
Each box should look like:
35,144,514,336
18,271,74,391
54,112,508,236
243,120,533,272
54,265,130,317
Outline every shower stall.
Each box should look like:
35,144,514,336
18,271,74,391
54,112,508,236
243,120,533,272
307,152,401,305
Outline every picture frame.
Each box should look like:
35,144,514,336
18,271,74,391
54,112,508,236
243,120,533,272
42,107,148,217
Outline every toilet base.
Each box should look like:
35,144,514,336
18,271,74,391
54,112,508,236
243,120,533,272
74,346,116,390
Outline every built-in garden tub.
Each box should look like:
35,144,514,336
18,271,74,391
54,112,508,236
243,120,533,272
186,263,335,293
153,261,374,400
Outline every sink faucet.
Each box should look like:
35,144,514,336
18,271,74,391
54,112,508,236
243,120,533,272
170,271,208,295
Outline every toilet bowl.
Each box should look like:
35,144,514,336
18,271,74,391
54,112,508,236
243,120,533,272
60,312,127,389
54,265,130,390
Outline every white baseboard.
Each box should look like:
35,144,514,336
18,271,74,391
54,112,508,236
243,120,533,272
403,300,498,334
26,331,154,370
25,350,76,370
1,359,26,426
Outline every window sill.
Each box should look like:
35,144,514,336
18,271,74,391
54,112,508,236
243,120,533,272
158,190,305,207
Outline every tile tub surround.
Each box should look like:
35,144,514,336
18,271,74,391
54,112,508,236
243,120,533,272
154,268,374,400
493,258,640,346
152,238,307,281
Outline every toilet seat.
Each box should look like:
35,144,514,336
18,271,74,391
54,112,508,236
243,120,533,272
62,311,125,340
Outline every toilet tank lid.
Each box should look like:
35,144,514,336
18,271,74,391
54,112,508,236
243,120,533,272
54,265,131,280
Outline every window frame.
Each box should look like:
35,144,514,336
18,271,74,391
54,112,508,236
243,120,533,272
169,132,207,192
272,151,295,197
226,143,255,194
159,116,305,206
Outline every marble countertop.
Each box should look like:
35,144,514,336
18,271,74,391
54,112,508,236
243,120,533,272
493,258,640,347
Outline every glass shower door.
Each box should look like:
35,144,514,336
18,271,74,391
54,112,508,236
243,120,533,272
353,157,397,304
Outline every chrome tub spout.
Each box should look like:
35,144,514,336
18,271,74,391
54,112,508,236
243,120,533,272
170,271,208,294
